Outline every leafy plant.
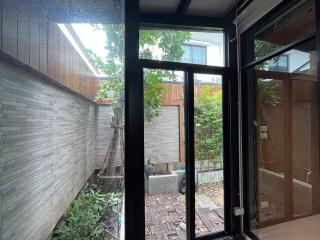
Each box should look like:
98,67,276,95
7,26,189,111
257,79,281,106
194,87,223,171
53,186,122,240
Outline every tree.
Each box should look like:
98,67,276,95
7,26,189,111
89,25,191,176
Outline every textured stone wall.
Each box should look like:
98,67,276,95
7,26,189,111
95,106,114,169
95,106,180,168
0,59,97,240
144,106,180,164
0,58,181,239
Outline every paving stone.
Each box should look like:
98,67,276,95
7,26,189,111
145,188,225,239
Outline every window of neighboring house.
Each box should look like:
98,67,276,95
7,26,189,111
182,44,207,65
267,55,289,72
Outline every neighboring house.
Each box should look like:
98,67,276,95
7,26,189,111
167,31,224,85
266,49,315,74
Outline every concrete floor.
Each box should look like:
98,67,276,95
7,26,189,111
253,214,320,240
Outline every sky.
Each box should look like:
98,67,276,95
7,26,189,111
72,23,108,60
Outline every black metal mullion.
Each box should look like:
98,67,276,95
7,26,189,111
139,13,226,29
185,70,196,240
315,0,320,212
140,58,228,75
176,0,192,15
125,0,144,239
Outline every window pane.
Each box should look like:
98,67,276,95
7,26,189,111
194,74,224,236
144,69,186,239
182,45,206,65
139,30,224,67
254,0,315,60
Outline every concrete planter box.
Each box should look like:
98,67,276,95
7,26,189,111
171,169,198,185
147,169,223,195
148,173,178,195
197,170,223,185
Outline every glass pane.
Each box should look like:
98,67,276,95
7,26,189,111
254,0,315,60
144,69,186,239
0,0,125,239
139,29,224,67
194,74,224,236
252,38,320,238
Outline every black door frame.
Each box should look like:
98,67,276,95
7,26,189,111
140,59,231,240
125,0,240,238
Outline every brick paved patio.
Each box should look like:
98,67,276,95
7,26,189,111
145,183,224,239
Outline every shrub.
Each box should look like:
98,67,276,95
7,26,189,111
53,186,120,240
194,87,223,171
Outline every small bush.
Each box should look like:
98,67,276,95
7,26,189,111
194,87,223,171
53,185,121,240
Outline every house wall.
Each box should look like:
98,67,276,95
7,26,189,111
0,58,97,240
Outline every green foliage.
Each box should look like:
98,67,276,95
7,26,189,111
254,40,281,107
90,25,191,122
254,40,279,59
194,87,223,170
258,79,281,106
53,185,122,240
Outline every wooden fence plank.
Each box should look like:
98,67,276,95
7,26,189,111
54,25,61,82
29,1,40,70
59,32,67,85
17,0,30,64
39,13,48,75
47,22,55,79
2,0,18,57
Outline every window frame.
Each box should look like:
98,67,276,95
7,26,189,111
125,1,239,239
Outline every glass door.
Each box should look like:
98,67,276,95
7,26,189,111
140,64,227,239
252,38,320,236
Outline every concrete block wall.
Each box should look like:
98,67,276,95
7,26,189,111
0,60,182,240
0,59,97,240
96,106,181,169
144,106,180,164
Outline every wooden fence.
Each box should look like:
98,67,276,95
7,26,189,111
1,0,98,100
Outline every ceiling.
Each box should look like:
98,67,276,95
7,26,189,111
140,0,241,17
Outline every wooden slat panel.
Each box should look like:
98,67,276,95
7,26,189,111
59,32,67,85
79,61,85,95
75,51,80,92
0,0,2,48
85,71,90,98
2,0,18,57
69,46,75,90
17,0,30,64
39,13,48,75
54,25,61,82
47,22,56,79
65,38,70,87
29,1,40,70
2,2,98,100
